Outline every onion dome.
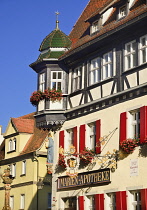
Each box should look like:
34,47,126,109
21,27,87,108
38,13,71,60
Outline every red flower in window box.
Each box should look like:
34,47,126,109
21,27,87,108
58,154,67,169
30,88,63,106
79,148,95,165
43,88,63,102
120,138,139,154
30,90,44,106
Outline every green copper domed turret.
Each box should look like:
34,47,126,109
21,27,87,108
38,13,71,60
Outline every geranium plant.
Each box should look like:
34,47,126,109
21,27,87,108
58,154,67,169
43,88,62,102
120,138,139,154
79,148,95,165
30,88,63,106
30,90,44,106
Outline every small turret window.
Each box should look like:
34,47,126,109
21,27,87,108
51,71,63,90
39,73,45,92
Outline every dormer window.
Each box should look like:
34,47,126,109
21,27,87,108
119,5,127,19
8,138,16,152
91,20,99,34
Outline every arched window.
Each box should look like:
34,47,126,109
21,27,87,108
13,138,16,150
9,139,13,151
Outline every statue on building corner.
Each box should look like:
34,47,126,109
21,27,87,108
45,132,54,174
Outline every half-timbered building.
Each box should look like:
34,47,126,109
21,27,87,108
30,0,147,209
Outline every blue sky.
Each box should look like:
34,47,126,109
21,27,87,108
0,0,88,133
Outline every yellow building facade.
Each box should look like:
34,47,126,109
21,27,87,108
0,113,51,210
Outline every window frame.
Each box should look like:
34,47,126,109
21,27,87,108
90,57,101,85
73,66,82,91
20,194,25,209
66,128,74,151
128,109,140,139
9,139,13,152
107,192,116,210
124,40,136,70
86,195,95,210
21,160,26,175
8,138,16,152
139,34,147,65
10,195,14,210
91,20,99,34
9,163,16,178
102,51,113,80
39,73,45,92
87,122,96,151
118,5,127,19
51,71,63,90
129,190,141,210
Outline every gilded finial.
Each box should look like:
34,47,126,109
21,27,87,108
55,11,60,29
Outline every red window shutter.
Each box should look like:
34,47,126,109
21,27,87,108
120,112,127,143
79,124,86,152
73,126,77,152
116,191,127,210
96,120,101,154
59,130,64,149
140,106,147,144
78,196,84,210
94,194,104,210
141,189,147,209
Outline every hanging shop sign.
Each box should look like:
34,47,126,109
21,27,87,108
57,168,110,190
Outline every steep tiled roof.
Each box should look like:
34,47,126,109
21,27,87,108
69,0,108,43
12,112,48,155
67,0,147,54
11,118,34,134
20,127,48,155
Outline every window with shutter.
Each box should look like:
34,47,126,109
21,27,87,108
78,196,84,210
95,194,104,210
116,191,127,210
141,188,147,209
120,106,147,144
140,106,147,143
59,130,64,149
87,120,101,153
79,125,86,152
66,127,77,152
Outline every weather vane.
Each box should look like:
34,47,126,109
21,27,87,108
55,11,60,29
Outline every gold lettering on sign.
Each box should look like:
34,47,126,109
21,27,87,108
84,175,89,184
58,169,110,189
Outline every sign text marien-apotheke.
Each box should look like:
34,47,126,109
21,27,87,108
57,168,110,190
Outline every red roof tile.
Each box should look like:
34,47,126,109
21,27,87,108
11,118,34,134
